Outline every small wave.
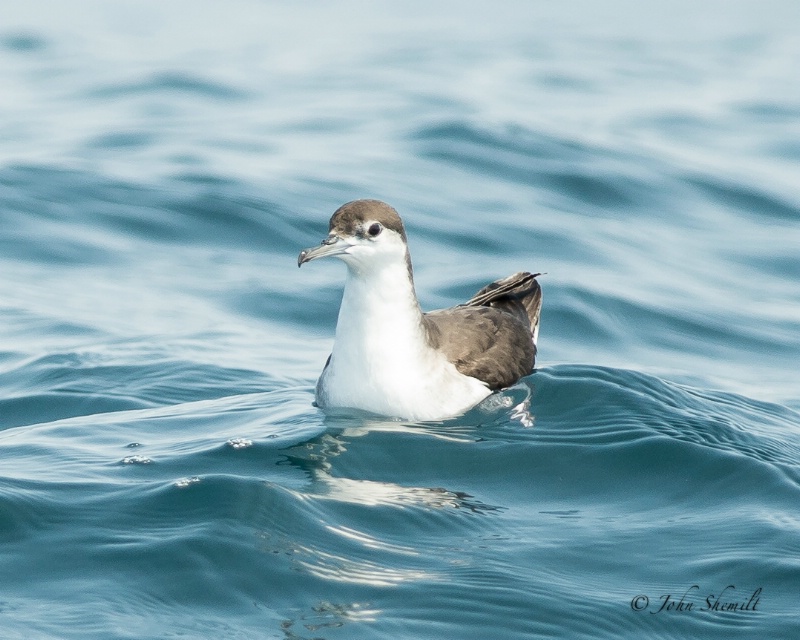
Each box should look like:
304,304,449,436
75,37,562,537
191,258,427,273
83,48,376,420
0,165,314,253
685,174,800,222
85,131,155,150
412,121,657,211
0,350,282,431
85,71,250,102
0,31,47,52
529,365,800,472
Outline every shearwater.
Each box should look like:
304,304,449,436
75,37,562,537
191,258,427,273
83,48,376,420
298,199,542,421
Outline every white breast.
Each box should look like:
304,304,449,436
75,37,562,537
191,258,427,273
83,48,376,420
315,260,491,421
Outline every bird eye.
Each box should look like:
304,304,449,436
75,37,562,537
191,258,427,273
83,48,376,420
367,222,382,237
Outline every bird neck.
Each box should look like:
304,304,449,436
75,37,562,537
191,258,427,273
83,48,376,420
333,254,429,361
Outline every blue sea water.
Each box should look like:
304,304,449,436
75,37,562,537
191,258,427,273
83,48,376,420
1,1,800,638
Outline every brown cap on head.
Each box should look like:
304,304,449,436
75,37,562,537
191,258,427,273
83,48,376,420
329,199,407,241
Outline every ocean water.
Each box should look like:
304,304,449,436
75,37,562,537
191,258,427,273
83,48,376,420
2,1,799,638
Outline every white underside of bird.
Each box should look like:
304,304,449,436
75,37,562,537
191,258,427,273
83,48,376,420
315,255,492,421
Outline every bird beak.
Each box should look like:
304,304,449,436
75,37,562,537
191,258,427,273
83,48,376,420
298,234,352,267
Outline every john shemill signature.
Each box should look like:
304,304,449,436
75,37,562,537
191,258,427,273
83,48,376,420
631,585,762,614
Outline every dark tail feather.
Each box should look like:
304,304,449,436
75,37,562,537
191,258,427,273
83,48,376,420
465,272,543,348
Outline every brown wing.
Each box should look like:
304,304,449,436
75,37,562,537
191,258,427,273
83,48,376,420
422,272,542,390
464,272,542,345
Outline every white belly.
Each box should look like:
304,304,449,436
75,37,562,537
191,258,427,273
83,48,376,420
315,257,492,421
316,348,491,421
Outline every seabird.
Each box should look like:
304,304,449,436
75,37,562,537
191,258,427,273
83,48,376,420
298,199,542,421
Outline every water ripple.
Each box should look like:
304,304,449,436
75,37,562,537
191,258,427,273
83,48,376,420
85,71,250,101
